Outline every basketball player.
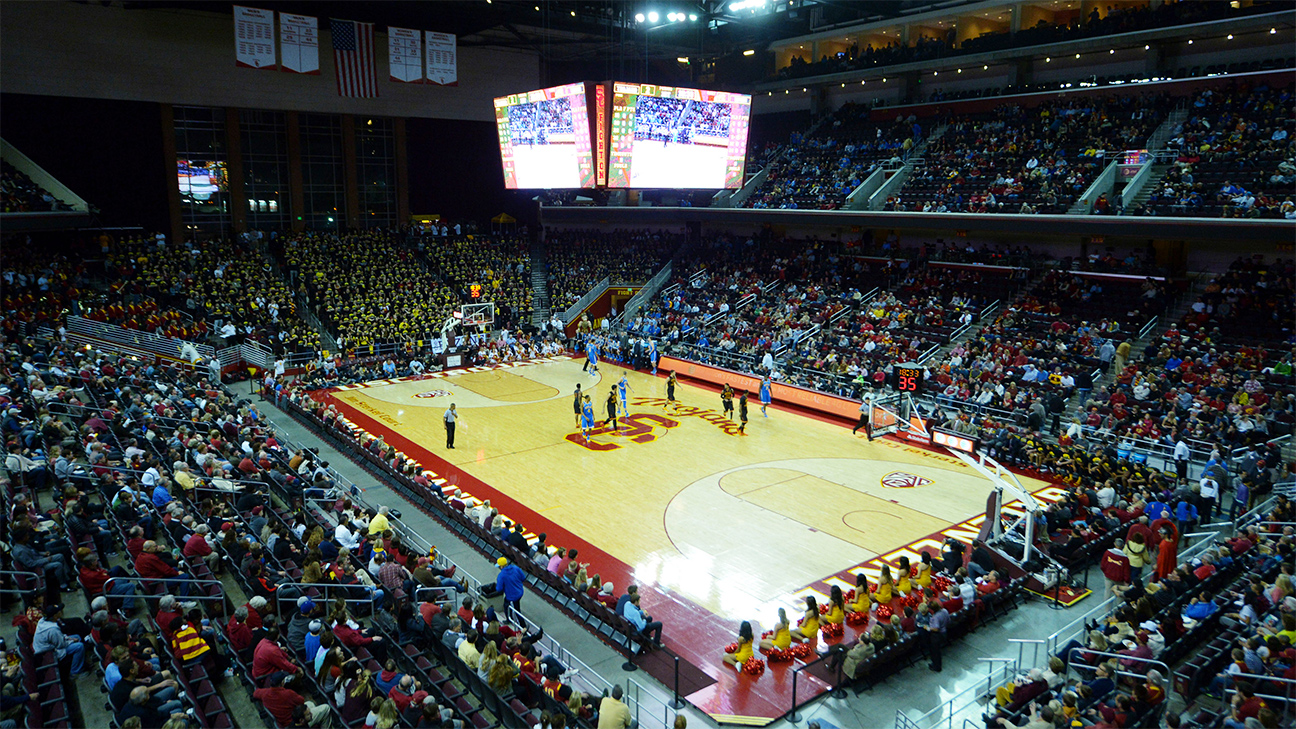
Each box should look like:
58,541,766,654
759,376,772,417
605,389,619,430
573,383,583,428
581,394,595,443
664,371,678,412
617,372,633,415
738,391,749,434
587,337,600,376
721,384,734,420
648,339,659,375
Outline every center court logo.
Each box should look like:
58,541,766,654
880,471,933,488
412,389,454,399
567,413,680,452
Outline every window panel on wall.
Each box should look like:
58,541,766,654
239,109,289,229
173,105,230,236
356,117,396,229
299,113,345,231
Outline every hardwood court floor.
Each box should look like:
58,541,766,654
320,357,1053,722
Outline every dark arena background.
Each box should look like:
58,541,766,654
1,2,1294,729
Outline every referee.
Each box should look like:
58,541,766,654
853,393,872,439
444,403,457,449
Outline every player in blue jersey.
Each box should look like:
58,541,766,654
580,394,595,442
617,373,633,415
760,376,772,417
648,339,659,375
586,338,600,376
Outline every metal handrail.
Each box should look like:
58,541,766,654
103,576,228,602
0,570,43,596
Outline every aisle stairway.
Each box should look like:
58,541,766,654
529,240,551,326
1123,163,1174,212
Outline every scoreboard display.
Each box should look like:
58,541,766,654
890,364,924,395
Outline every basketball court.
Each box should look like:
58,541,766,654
314,356,1064,724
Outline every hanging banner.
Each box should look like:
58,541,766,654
388,27,424,83
425,31,457,86
234,6,276,69
280,12,320,74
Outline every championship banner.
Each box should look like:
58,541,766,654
279,12,320,75
388,27,423,83
425,31,457,86
234,6,276,69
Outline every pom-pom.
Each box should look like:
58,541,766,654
760,630,773,639
845,611,870,627
877,606,893,621
724,642,739,654
844,589,857,603
821,623,844,640
764,648,793,663
789,643,814,659
817,604,830,615
795,617,805,627
742,658,766,676
868,584,878,593
910,567,919,578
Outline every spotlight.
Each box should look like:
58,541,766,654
743,49,755,56
648,11,658,22
689,13,697,20
667,12,677,21
1227,34,1233,40
1075,53,1081,58
1187,39,1193,44
635,12,645,22
1046,57,1051,62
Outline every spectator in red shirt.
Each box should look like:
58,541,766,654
332,617,386,662
226,606,255,655
182,525,220,573
154,595,184,646
253,674,331,727
251,626,299,686
125,526,147,562
595,581,617,608
940,586,963,614
78,553,139,612
457,597,475,625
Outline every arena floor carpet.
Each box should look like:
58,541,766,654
312,356,1067,724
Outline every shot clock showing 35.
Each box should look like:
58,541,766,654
891,363,924,395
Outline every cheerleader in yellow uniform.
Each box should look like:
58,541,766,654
790,596,820,642
851,573,872,613
875,566,895,604
896,556,913,594
759,608,792,652
823,586,846,625
916,553,934,590
723,621,755,671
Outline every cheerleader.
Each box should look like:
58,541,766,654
759,608,791,652
790,596,820,642
722,621,754,672
759,376,772,417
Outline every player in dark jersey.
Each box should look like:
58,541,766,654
573,383,583,428
738,391,749,434
665,371,678,412
721,384,734,420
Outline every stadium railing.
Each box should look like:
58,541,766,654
562,276,610,325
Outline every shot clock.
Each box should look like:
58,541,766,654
890,363,924,395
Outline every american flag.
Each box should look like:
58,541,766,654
331,18,377,98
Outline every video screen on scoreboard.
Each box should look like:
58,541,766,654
494,83,595,189
607,82,751,189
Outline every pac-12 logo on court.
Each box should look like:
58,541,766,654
413,389,453,399
881,471,933,488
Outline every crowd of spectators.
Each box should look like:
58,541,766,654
544,229,678,310
1072,256,1295,452
1137,84,1295,218
894,95,1169,215
0,160,72,214
0,329,646,729
775,1,1276,82
101,234,318,353
420,236,534,330
1,242,86,336
281,231,457,350
743,105,915,210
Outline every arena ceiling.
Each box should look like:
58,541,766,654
117,0,976,62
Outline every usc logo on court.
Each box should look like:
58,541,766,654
566,413,681,452
412,389,453,399
881,471,933,488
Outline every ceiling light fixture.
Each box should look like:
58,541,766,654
635,12,645,22
743,49,755,56
648,11,659,22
